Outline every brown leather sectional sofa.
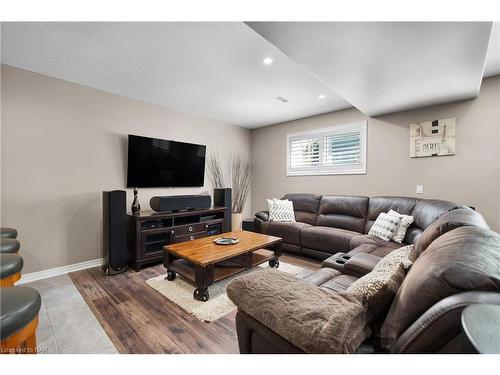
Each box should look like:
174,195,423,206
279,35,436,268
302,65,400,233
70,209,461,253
233,195,500,353
255,194,468,261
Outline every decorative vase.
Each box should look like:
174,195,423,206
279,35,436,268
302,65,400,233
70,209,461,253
231,212,243,231
131,187,141,214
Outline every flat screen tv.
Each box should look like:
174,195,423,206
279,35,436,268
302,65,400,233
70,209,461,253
127,135,206,188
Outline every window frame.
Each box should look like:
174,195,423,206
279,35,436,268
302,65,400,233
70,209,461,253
286,121,367,176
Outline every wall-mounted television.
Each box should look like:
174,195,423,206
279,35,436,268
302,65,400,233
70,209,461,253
126,135,206,188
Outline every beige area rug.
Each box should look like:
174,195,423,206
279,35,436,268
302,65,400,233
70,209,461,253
146,262,304,322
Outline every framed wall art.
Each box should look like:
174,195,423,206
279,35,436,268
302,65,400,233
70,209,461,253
410,118,456,158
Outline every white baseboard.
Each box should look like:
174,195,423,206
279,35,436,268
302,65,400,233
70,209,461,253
17,258,104,285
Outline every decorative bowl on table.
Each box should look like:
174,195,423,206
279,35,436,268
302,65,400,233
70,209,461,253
213,237,239,245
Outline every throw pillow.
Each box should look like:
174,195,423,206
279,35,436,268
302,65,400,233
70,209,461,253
368,212,402,241
267,198,296,222
388,210,415,243
372,244,416,272
347,245,415,318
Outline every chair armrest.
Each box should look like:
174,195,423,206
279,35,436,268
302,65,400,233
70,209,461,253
255,210,269,221
227,269,370,353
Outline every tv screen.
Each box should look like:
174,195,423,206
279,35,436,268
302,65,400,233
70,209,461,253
127,135,206,188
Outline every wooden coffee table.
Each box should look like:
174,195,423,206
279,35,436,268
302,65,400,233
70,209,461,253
163,230,282,302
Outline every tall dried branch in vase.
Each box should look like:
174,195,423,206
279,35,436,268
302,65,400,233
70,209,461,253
207,153,226,189
230,155,253,214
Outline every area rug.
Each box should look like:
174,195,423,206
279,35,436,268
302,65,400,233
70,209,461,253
146,262,304,322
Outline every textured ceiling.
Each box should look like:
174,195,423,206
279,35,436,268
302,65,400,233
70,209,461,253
247,22,494,117
1,22,498,127
0,22,351,128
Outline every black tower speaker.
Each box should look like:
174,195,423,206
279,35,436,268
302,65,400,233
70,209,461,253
213,188,232,233
102,190,128,275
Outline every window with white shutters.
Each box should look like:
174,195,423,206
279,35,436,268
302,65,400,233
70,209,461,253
287,121,367,176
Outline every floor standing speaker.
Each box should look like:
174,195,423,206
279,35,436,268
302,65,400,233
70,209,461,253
213,188,232,233
102,190,128,275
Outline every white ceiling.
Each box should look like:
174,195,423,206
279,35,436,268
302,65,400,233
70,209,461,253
484,22,500,77
247,22,494,117
1,22,498,127
0,22,351,128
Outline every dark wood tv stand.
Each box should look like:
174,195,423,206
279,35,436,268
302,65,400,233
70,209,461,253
127,206,229,271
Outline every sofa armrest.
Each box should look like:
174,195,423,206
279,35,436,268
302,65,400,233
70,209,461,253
255,210,269,221
235,310,305,353
322,252,381,277
389,291,500,353
345,253,382,275
227,269,370,353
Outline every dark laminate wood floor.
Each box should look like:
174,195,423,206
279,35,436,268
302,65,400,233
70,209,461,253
69,254,320,354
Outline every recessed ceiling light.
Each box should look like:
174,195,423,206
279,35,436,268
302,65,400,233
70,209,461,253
276,96,289,103
262,57,274,65
318,94,326,99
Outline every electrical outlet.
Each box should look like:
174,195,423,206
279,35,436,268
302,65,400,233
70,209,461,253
416,185,424,194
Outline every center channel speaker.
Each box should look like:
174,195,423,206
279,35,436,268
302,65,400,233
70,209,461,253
102,190,128,275
150,194,211,212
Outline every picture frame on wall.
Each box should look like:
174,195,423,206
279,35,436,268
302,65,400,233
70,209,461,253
410,118,456,158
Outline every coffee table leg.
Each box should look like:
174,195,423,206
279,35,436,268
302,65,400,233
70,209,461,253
194,264,214,302
269,241,282,268
166,270,176,281
164,253,177,280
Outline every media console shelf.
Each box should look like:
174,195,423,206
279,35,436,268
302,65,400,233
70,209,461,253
127,206,229,271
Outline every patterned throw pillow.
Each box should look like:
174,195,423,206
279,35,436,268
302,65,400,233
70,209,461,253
368,212,402,241
267,198,296,222
346,245,415,317
372,244,416,271
388,210,415,243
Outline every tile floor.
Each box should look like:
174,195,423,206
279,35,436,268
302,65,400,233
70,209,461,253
23,274,118,354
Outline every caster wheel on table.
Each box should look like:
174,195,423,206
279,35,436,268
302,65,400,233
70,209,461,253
194,288,209,302
269,259,280,268
165,270,176,281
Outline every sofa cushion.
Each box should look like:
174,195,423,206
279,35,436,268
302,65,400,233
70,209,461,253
349,243,400,258
404,199,468,244
264,221,312,246
365,196,418,234
227,269,370,353
320,275,359,293
410,199,468,231
282,194,321,225
349,235,402,251
300,267,342,286
316,195,369,233
348,234,402,258
379,226,500,351
415,208,489,257
301,226,360,254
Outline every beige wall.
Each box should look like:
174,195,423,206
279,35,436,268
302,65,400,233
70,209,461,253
1,65,251,274
251,75,500,231
2,63,499,274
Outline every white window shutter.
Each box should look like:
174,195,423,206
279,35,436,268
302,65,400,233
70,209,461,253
289,138,320,169
287,121,367,176
323,131,361,167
